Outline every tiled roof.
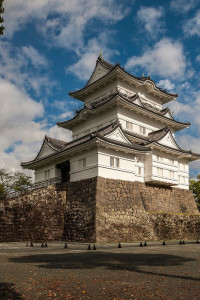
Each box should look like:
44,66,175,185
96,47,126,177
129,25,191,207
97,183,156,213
21,122,151,167
57,92,190,128
69,57,178,99
45,136,66,151
148,127,170,142
86,56,114,86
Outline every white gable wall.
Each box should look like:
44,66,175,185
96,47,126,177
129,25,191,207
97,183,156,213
105,127,131,144
87,62,111,86
158,132,179,149
37,142,57,160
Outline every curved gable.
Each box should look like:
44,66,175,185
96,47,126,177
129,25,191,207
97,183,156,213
158,131,180,150
105,127,132,144
36,140,57,161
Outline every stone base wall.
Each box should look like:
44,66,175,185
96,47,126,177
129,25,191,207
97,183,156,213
0,185,66,242
62,178,96,242
0,177,199,243
95,177,200,242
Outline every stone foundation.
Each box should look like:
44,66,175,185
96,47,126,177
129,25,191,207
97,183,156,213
0,177,199,243
0,185,66,242
95,177,200,242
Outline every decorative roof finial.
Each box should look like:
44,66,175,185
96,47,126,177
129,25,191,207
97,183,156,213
99,50,103,59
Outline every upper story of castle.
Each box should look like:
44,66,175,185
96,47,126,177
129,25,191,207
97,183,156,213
69,56,178,108
57,56,190,140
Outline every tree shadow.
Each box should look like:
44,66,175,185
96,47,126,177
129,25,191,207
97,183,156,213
9,252,199,282
0,282,24,300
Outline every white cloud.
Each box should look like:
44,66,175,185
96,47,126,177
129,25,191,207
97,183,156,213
4,0,128,52
0,41,54,95
183,10,200,37
67,34,119,81
177,135,200,153
169,92,200,130
125,38,186,79
176,134,200,178
22,46,48,68
196,55,200,62
0,78,72,173
170,0,199,14
137,6,164,36
157,79,175,91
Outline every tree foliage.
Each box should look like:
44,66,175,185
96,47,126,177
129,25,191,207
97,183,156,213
189,175,200,210
0,0,5,35
0,168,33,200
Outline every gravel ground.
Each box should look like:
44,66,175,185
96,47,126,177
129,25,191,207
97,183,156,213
0,241,200,300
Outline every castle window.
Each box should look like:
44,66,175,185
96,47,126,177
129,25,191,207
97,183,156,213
169,159,174,165
169,170,174,179
157,167,163,176
110,156,120,168
45,170,50,180
157,155,163,162
139,126,146,135
78,158,86,170
83,158,86,168
126,121,133,131
179,163,185,171
138,166,142,175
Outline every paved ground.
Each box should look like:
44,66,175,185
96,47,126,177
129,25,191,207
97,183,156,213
0,241,200,300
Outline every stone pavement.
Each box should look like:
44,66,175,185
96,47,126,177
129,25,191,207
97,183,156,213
0,241,200,299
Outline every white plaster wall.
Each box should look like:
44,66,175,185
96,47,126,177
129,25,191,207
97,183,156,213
117,106,166,136
35,163,61,183
176,158,189,190
97,147,145,182
69,146,146,182
70,149,98,182
84,78,165,109
72,108,118,139
144,150,189,189
84,82,117,105
117,80,163,109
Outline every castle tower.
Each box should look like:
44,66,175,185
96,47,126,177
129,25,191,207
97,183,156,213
22,56,200,190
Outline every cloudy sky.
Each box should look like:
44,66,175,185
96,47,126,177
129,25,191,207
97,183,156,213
1,0,200,178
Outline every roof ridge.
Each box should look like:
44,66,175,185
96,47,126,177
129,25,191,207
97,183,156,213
148,126,170,137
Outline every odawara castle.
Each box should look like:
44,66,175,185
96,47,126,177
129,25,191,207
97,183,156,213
22,56,200,189
1,55,199,244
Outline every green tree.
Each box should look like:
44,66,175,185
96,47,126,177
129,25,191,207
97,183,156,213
189,175,200,210
12,172,33,194
0,0,4,35
0,168,13,199
0,168,33,200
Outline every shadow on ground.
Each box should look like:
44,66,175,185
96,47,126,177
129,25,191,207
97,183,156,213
9,252,199,282
0,282,24,300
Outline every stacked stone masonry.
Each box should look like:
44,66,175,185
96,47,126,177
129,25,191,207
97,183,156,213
0,185,66,242
0,177,199,243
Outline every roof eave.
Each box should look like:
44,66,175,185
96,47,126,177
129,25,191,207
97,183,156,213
21,134,151,170
58,93,190,131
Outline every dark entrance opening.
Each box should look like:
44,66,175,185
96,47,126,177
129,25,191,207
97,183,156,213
56,160,70,183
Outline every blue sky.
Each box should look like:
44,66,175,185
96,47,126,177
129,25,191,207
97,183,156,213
1,0,200,178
